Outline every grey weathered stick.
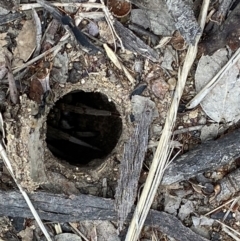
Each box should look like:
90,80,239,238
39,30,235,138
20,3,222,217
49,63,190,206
162,129,240,185
0,190,208,241
115,96,155,231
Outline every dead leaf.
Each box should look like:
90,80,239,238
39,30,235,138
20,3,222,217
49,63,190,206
151,78,169,99
200,124,219,142
18,226,35,241
13,19,36,68
195,48,240,122
29,78,44,104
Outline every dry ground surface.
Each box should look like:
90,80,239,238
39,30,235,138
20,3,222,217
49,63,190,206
0,0,240,240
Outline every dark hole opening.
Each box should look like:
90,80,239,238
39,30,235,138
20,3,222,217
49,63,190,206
46,91,122,167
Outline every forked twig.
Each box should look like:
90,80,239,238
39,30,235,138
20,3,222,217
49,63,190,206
0,143,53,241
124,1,210,240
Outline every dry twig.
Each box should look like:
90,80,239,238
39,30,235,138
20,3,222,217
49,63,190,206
103,43,135,84
124,1,210,240
100,0,124,51
20,2,104,11
0,143,53,241
12,40,67,75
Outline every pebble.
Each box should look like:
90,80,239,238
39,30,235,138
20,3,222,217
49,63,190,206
189,109,198,119
151,79,169,99
198,116,207,125
66,43,72,49
167,77,176,90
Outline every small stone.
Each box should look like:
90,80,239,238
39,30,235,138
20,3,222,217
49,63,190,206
189,109,198,119
151,79,169,99
167,77,176,90
182,115,188,123
66,43,72,49
55,233,82,241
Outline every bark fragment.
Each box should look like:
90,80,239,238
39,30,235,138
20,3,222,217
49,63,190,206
113,20,159,62
162,129,240,185
115,96,156,231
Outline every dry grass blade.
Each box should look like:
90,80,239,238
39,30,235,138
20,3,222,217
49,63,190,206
204,198,236,216
12,40,67,74
124,1,210,241
32,7,42,57
69,222,90,241
223,197,240,222
0,143,53,241
222,226,240,241
103,44,135,84
216,220,240,240
186,46,240,109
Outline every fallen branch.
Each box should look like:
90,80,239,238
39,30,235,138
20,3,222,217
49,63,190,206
162,129,240,185
0,190,208,241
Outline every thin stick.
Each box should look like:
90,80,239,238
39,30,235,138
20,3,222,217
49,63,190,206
12,40,66,75
173,125,203,135
186,47,240,109
222,226,240,241
69,222,90,241
0,143,53,241
124,1,210,241
223,197,239,222
20,2,104,11
216,220,240,238
100,0,124,51
204,198,236,216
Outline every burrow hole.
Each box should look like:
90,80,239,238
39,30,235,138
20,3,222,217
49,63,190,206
46,91,122,166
